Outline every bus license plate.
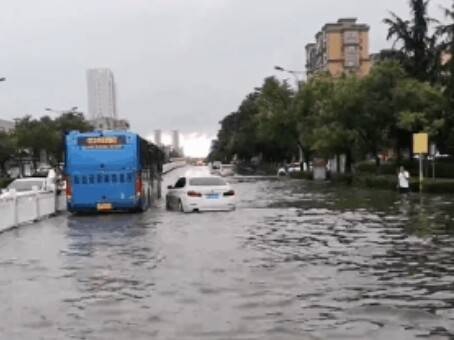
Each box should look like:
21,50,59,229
97,203,112,211
207,194,219,199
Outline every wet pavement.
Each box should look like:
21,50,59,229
1,166,454,339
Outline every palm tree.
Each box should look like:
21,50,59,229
438,2,454,154
438,2,454,89
384,0,442,83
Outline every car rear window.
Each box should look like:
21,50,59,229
189,177,226,186
7,180,44,192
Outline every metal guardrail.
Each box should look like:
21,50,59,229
162,161,186,174
0,161,186,233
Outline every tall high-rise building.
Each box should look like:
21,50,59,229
154,130,162,146
172,130,180,151
86,68,117,120
305,18,371,78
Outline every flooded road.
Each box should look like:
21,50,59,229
1,166,454,339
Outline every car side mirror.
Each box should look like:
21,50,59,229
167,185,173,189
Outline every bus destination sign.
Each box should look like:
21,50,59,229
78,136,126,149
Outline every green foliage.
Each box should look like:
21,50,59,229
0,131,16,174
0,178,13,189
289,171,313,180
384,0,442,83
0,113,92,172
211,1,454,175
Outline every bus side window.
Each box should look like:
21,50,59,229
104,174,109,183
120,174,125,183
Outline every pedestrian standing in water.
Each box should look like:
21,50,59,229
397,166,410,193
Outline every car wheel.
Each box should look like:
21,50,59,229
166,199,171,210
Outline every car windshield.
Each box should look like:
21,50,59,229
7,180,43,192
189,177,226,186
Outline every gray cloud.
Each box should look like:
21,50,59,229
0,0,450,138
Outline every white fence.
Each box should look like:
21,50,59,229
0,191,67,233
0,161,186,233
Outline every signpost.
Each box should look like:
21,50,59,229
413,133,429,192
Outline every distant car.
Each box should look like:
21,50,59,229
196,160,206,166
220,164,235,177
277,167,287,177
287,163,301,173
210,161,222,175
0,177,52,199
166,176,236,213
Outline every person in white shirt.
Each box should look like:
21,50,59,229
398,166,410,193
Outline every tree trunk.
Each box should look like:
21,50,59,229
345,150,353,174
374,154,381,168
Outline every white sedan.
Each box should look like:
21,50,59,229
166,176,236,213
0,178,51,199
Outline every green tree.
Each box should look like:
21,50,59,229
358,62,406,165
438,2,454,153
13,112,92,167
53,112,92,162
394,78,446,153
0,131,16,175
256,77,298,162
311,76,364,172
294,74,336,167
384,0,442,83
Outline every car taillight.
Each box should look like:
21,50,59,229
223,190,235,196
187,191,202,197
136,174,143,198
66,177,72,200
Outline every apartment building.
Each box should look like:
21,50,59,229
306,18,371,78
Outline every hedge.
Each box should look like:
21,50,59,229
0,178,13,189
289,171,313,180
354,174,454,194
355,160,454,179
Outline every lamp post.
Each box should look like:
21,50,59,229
274,66,304,90
274,66,305,166
45,106,80,115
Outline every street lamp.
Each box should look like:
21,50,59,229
274,65,304,90
45,106,80,115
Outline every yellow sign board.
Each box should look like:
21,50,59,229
413,133,429,154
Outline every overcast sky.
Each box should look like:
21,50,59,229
0,0,451,155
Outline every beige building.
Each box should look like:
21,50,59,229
306,18,371,78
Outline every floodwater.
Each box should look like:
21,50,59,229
1,167,454,340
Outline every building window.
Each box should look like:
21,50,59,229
344,46,359,68
344,31,359,44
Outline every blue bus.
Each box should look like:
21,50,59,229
64,131,163,213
